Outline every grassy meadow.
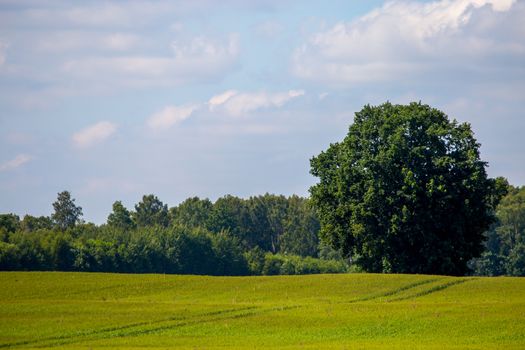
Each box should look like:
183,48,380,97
0,272,524,349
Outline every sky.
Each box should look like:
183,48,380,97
0,0,524,223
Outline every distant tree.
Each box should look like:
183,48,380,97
133,194,169,228
8,229,52,269
20,215,53,232
0,214,20,234
169,197,213,228
0,242,20,270
496,186,525,254
280,197,320,257
470,251,507,276
210,232,249,276
244,247,266,275
506,243,525,276
48,232,75,271
208,195,250,244
208,194,321,256
51,191,83,231
472,185,525,276
310,102,504,275
497,186,525,276
107,201,135,230
245,196,277,252
260,194,289,253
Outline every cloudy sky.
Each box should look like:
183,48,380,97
0,0,524,223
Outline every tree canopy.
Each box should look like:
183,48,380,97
471,185,525,276
107,201,135,231
51,191,83,231
310,102,504,275
133,194,169,228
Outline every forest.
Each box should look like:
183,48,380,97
0,185,523,276
0,192,347,275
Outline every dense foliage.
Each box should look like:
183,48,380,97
470,185,525,276
0,192,346,275
310,102,504,275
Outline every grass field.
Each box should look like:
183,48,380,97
1,272,524,349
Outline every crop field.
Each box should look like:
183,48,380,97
0,272,524,349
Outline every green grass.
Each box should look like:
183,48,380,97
1,272,524,349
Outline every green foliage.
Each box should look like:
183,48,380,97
311,102,501,275
0,228,7,243
206,194,320,256
470,251,507,276
506,244,525,276
261,253,348,275
279,196,319,257
0,213,20,233
8,230,49,269
245,195,278,252
20,215,53,232
169,197,213,228
471,186,525,276
1,225,250,275
0,242,20,269
208,195,250,244
261,254,282,275
0,191,339,276
244,247,266,275
496,185,525,254
210,232,249,276
51,191,83,231
107,201,135,230
133,194,169,228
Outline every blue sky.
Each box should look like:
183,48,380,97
0,0,524,223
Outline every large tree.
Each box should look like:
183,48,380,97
107,201,135,231
51,191,83,231
169,197,213,229
310,102,503,275
133,194,169,228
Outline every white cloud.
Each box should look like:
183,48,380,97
0,154,32,172
208,90,238,111
147,105,199,130
102,33,139,51
254,20,284,38
61,34,239,88
72,121,118,148
292,0,523,85
24,2,169,28
208,89,305,116
38,32,140,52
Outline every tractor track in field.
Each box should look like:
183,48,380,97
342,278,441,304
0,305,301,349
342,277,475,304
386,278,473,302
0,277,477,348
0,306,256,349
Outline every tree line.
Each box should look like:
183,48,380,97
0,192,348,275
1,186,524,276
0,186,523,276
1,102,524,276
